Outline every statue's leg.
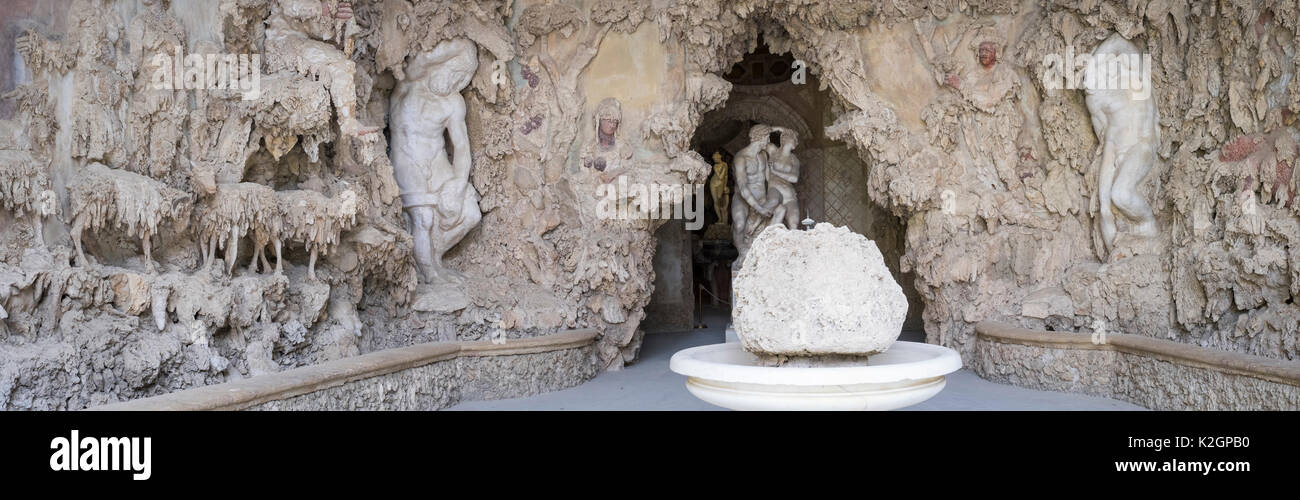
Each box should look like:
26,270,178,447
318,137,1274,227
1111,147,1157,237
784,201,800,229
1097,141,1118,252
431,201,481,284
407,206,437,282
730,194,747,234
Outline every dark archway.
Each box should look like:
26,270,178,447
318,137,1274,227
644,39,925,334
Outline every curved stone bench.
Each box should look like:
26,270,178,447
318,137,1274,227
89,329,599,411
973,321,1300,410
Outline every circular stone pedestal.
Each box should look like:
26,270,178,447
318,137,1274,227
670,341,962,411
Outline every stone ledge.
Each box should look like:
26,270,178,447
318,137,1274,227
974,321,1300,410
89,329,599,411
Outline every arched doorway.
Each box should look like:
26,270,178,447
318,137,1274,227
643,40,925,335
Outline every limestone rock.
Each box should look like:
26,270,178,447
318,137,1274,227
1021,287,1073,320
412,284,471,314
733,223,908,357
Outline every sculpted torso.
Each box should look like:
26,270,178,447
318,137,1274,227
390,87,464,204
732,138,772,229
1084,33,1160,257
388,38,480,284
731,126,778,269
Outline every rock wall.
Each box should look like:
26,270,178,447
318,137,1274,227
1,0,1298,409
647,0,1300,363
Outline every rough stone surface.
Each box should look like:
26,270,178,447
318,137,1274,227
249,360,462,411
249,347,596,411
974,337,1300,411
2,0,1300,409
733,223,907,357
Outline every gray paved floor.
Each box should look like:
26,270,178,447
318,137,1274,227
450,309,1144,411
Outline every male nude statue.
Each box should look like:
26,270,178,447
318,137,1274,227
731,124,778,268
266,0,378,138
764,127,801,230
1084,33,1160,258
390,38,481,284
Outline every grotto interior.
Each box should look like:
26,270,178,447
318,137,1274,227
644,39,924,333
1,0,1299,411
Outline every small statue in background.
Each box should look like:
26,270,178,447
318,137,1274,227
710,151,730,225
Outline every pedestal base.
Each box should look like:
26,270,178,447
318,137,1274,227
670,341,962,411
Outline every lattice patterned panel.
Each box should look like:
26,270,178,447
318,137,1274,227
797,149,824,223
822,147,864,234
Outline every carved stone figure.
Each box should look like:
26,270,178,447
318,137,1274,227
264,0,378,139
1084,34,1160,258
390,38,481,285
582,98,632,178
710,151,730,224
126,0,186,179
731,124,777,268
764,127,801,230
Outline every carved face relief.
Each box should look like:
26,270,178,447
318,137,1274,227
978,42,998,69
598,118,619,146
593,98,622,148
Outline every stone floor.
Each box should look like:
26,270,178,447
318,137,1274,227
449,308,1144,411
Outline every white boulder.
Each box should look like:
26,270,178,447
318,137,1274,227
733,223,908,357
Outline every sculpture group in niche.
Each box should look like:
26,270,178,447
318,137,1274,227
390,38,482,285
1084,34,1160,259
731,124,802,268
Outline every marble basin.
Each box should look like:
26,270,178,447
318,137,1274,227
670,341,962,411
